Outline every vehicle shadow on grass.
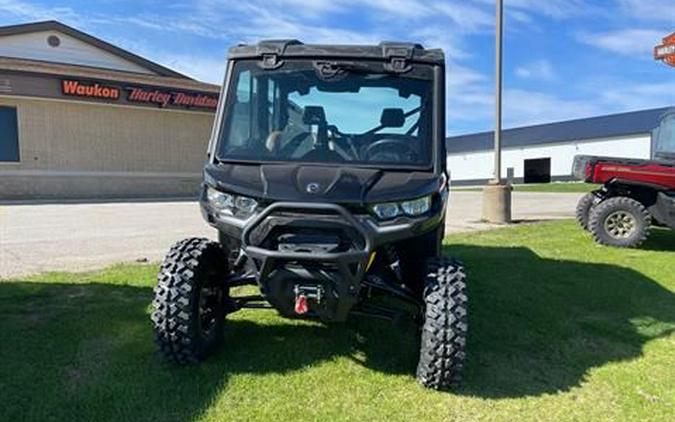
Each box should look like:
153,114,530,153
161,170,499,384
0,280,412,422
442,244,675,399
1,245,673,421
640,226,675,251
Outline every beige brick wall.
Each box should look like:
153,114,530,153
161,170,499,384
0,96,215,199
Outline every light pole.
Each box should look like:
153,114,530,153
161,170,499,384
494,0,503,184
481,0,512,223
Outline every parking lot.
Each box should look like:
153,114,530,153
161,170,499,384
0,191,583,278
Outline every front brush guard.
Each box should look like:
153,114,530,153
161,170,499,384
240,202,374,321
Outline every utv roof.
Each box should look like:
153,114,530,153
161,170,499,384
228,40,445,65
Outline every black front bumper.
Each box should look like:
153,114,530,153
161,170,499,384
243,203,371,320
202,199,444,321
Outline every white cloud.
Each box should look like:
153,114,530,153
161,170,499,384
577,28,666,57
498,79,675,129
617,0,675,23
600,82,675,111
0,0,82,26
361,0,433,19
103,35,228,84
229,3,383,45
268,0,344,15
431,1,493,32
503,89,600,127
515,59,555,80
471,0,588,20
149,53,227,84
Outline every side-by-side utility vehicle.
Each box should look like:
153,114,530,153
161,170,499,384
573,108,675,247
151,41,467,389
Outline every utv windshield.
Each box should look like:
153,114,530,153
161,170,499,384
216,60,435,168
653,111,675,159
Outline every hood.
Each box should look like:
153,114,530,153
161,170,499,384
203,163,440,205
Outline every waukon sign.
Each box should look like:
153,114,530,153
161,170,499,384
61,79,218,110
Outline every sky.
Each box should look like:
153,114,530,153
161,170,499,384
0,0,673,135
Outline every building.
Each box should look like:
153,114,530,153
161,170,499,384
446,107,673,185
0,20,220,200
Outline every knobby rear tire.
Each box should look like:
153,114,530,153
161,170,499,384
576,192,595,231
588,197,651,248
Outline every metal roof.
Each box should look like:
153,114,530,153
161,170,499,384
446,107,673,154
0,20,190,79
229,40,445,65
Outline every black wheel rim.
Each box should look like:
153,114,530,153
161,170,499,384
198,285,221,338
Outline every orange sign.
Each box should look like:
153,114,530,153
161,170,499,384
654,32,675,67
60,78,218,110
62,80,120,99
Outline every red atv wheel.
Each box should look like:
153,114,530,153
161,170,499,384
588,197,651,248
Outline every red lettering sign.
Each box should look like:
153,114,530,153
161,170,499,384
128,87,172,107
127,86,218,110
60,79,218,111
62,80,120,100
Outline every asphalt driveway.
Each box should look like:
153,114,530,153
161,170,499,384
0,192,583,278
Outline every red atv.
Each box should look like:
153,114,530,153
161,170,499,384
572,109,675,247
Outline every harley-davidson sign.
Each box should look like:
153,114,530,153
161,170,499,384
61,78,218,110
127,86,218,109
654,32,675,67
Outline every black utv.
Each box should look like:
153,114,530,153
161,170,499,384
151,41,467,390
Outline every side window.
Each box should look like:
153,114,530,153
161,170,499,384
655,114,675,154
0,106,19,162
267,79,278,131
226,72,279,148
227,70,253,147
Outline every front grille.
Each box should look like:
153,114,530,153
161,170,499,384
248,211,366,253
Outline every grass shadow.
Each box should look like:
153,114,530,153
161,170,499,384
639,226,675,251
0,282,362,421
443,244,675,398
1,243,673,420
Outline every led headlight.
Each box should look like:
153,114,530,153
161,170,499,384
371,195,432,220
206,187,258,219
234,196,258,215
371,202,400,219
206,187,234,210
400,196,431,216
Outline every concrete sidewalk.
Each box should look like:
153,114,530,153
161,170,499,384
0,192,583,278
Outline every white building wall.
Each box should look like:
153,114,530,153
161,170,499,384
447,134,651,183
0,30,156,74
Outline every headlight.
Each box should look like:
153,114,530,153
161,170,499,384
234,196,258,214
371,195,432,220
401,196,431,216
206,187,258,219
206,187,234,210
372,202,400,219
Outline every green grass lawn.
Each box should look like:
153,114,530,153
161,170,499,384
456,182,598,193
1,221,673,421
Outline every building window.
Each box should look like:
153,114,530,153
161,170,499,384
47,35,61,47
0,106,20,162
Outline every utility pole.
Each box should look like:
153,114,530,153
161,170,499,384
481,0,512,223
494,0,503,183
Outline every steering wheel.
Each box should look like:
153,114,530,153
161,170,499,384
363,138,418,162
279,131,313,157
